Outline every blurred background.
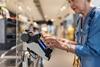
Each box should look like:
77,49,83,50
0,0,100,67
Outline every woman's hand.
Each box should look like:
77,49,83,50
41,33,77,52
41,33,69,50
58,38,77,52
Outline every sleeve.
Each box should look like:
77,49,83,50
75,14,100,57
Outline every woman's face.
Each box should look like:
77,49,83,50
68,0,86,14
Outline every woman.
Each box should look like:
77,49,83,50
42,0,100,67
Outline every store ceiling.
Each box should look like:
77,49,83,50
6,0,73,22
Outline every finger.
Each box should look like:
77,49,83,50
57,38,66,41
69,41,77,45
45,40,57,46
41,32,51,38
46,42,55,48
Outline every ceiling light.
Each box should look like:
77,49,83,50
60,4,68,12
60,6,66,11
51,19,54,21
18,6,23,11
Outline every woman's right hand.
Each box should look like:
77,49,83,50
41,33,68,50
